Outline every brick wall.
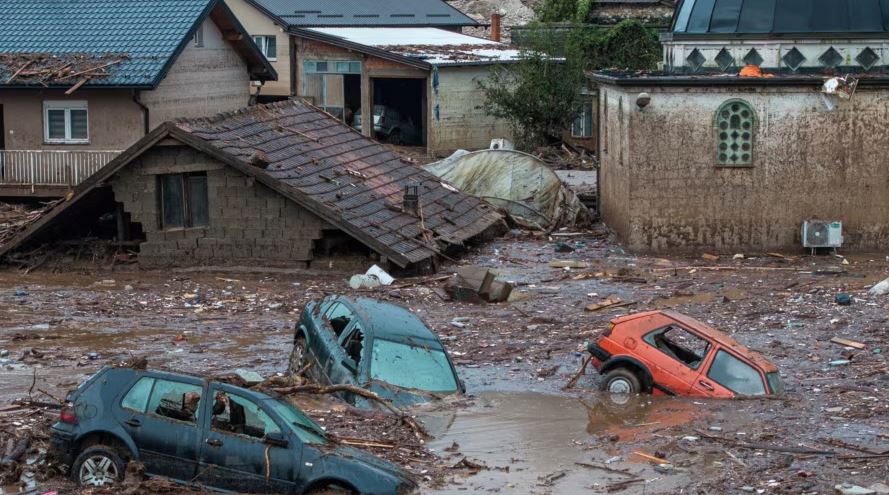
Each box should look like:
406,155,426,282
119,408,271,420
111,145,332,266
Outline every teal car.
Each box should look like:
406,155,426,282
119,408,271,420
291,296,464,408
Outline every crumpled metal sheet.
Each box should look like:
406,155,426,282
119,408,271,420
423,150,592,230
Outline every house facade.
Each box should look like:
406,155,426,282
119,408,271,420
225,0,479,101
592,0,889,252
290,27,517,156
0,0,274,196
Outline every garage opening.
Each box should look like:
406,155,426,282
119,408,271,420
371,78,426,146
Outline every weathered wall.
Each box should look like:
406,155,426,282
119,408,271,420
226,0,291,96
429,65,513,156
141,17,251,127
599,83,889,252
0,90,143,151
111,144,332,266
587,3,674,28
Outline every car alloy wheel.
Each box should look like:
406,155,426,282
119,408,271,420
608,377,633,394
290,336,306,373
79,454,119,486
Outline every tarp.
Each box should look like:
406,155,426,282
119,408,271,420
423,149,592,230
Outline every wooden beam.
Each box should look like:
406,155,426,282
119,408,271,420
223,32,244,41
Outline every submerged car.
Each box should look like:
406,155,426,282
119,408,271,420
587,310,783,398
291,295,463,407
50,366,415,494
352,105,421,145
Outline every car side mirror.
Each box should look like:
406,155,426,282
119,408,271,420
342,358,358,374
265,431,288,448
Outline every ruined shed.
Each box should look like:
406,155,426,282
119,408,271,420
0,100,505,271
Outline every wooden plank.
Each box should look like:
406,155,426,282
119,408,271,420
830,337,866,349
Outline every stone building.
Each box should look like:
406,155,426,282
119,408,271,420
592,0,889,252
0,0,275,197
1,100,505,272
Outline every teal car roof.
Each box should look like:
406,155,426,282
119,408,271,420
340,296,443,346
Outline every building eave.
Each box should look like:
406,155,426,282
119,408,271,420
289,27,432,71
590,72,889,87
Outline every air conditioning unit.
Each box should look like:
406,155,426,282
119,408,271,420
801,220,843,249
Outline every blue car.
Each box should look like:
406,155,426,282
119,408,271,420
291,296,464,408
50,366,416,494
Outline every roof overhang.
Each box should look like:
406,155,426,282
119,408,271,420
289,27,433,71
208,1,278,81
590,71,889,87
242,0,479,28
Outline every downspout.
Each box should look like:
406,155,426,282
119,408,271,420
132,90,150,135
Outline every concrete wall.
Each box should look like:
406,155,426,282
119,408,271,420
598,83,889,252
429,65,513,156
226,0,291,97
141,17,251,127
111,144,332,266
0,90,143,151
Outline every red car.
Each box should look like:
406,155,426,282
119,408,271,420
587,310,783,398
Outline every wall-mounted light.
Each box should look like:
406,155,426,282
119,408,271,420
636,92,651,110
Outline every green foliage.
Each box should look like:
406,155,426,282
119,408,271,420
479,27,586,149
575,0,593,22
569,20,661,71
536,0,577,23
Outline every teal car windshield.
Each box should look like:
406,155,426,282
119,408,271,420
266,399,327,444
371,339,458,393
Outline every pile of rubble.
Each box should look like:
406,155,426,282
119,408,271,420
0,201,60,248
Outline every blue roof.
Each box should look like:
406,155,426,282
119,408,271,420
247,0,479,27
0,0,216,87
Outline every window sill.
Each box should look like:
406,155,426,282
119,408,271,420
43,141,91,146
715,164,754,169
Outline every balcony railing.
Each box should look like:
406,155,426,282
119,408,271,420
0,150,121,191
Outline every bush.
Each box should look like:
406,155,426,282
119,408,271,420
571,20,661,71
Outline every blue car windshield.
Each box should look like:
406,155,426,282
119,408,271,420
266,399,327,444
371,339,458,393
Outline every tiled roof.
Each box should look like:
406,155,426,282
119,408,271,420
173,100,504,266
248,0,478,27
0,0,213,87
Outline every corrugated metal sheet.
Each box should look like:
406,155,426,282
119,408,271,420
175,100,504,266
251,0,478,27
0,0,215,87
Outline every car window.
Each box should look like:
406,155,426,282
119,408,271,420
266,399,327,445
707,350,766,396
643,325,711,369
121,377,155,413
371,339,458,393
324,302,354,338
211,392,280,440
766,372,784,394
147,379,203,423
341,324,364,371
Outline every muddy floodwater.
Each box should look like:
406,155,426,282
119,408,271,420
424,392,706,494
1,232,887,494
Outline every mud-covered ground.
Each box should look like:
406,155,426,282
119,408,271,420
1,227,887,494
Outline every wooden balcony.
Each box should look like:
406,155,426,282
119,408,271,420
0,150,120,197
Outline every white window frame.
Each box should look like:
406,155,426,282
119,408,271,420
571,100,594,138
193,24,204,47
43,100,89,144
253,35,277,61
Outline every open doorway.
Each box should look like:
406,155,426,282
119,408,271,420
371,78,426,146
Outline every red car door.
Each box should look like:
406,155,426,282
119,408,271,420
637,324,715,396
690,347,768,397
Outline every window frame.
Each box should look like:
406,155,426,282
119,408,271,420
209,390,282,441
642,324,712,370
145,378,204,425
43,100,89,144
714,98,757,167
571,100,594,138
120,377,156,413
253,35,277,61
193,24,204,47
158,172,209,230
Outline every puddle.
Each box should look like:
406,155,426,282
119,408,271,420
422,391,703,494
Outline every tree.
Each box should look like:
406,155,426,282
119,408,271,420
536,0,578,23
479,26,586,149
571,19,661,71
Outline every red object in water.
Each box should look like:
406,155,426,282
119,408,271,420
587,310,782,398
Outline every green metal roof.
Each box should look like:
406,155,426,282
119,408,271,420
0,0,223,87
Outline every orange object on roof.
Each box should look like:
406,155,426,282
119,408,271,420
739,64,773,77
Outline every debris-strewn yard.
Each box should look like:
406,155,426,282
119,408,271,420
0,227,887,494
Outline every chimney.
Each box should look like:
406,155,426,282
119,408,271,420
402,183,419,216
490,13,501,42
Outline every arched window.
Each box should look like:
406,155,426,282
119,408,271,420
715,99,756,166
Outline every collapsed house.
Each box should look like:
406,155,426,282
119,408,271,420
0,100,506,272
